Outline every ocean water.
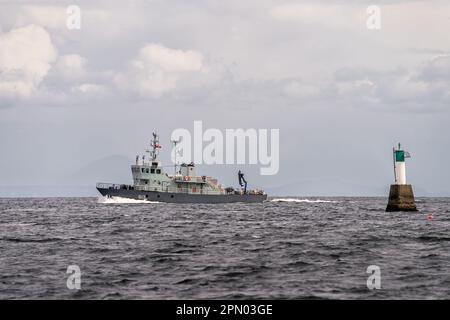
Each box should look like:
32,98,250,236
0,197,449,299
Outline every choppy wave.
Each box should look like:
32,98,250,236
97,196,160,204
269,198,337,203
1,237,63,243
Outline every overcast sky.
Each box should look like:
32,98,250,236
0,0,449,196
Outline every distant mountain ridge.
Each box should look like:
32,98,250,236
68,154,133,185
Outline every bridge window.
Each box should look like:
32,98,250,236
151,169,155,173
141,168,144,173
156,169,161,174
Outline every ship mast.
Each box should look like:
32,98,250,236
171,138,180,175
147,132,160,161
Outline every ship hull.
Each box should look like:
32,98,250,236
97,187,267,203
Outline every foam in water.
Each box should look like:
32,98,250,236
98,196,160,204
270,198,337,203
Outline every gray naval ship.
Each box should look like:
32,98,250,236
96,132,267,203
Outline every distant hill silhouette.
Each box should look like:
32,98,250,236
68,155,133,185
265,178,389,197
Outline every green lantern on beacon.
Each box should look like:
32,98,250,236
393,143,410,185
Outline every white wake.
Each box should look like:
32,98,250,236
97,196,160,204
269,198,337,203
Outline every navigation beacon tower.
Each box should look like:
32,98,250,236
386,143,417,212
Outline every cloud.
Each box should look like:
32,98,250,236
282,80,320,99
418,54,450,82
0,23,104,106
71,83,108,95
269,3,364,29
137,43,203,73
114,43,204,97
17,5,66,30
333,58,450,111
0,4,448,113
0,24,57,101
11,4,111,31
53,54,87,81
